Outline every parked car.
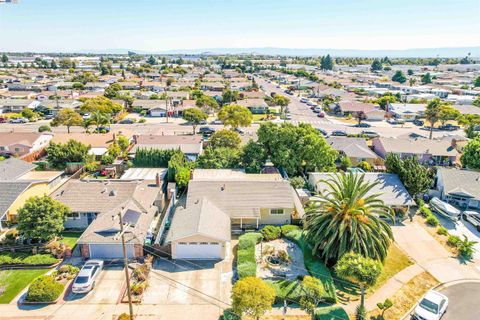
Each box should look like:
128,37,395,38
354,122,371,128
9,117,27,124
317,112,325,118
198,126,216,135
387,118,405,125
307,101,315,107
413,290,448,320
413,119,424,126
300,97,308,103
82,113,91,120
119,118,134,124
94,126,111,133
313,106,323,113
331,130,347,137
234,128,245,135
438,124,460,131
44,114,55,120
361,130,380,138
0,117,7,123
316,128,328,137
211,119,223,125
463,210,480,231
285,114,292,120
72,260,104,294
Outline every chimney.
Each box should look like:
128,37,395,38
155,173,161,187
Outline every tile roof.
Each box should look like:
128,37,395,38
0,158,36,180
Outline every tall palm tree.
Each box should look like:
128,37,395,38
89,110,111,132
425,98,443,140
303,173,393,263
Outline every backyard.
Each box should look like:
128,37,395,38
0,269,49,303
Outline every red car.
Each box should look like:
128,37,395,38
0,117,7,123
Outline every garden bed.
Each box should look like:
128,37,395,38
121,259,152,303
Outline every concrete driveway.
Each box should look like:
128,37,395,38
142,258,233,307
64,265,124,304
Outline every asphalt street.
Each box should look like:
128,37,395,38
440,282,480,320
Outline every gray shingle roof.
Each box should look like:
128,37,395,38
0,181,32,215
309,172,416,206
437,168,480,199
375,137,458,157
327,137,378,159
0,158,36,181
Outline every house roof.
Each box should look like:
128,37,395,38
309,172,416,206
338,101,377,113
166,197,231,243
51,133,118,148
192,169,282,181
326,137,378,159
132,100,167,109
0,132,44,148
235,99,268,108
0,158,37,180
120,168,168,181
437,168,480,200
0,181,32,215
131,135,203,155
374,137,459,157
388,103,427,116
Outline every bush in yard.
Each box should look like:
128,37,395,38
237,233,263,250
237,261,257,279
447,235,461,247
0,253,58,266
357,161,372,172
456,235,477,260
118,313,132,320
437,226,449,236
26,275,64,302
419,206,432,218
280,224,300,237
425,214,440,227
236,233,262,279
221,309,240,320
260,225,281,241
290,176,306,189
335,252,383,286
232,277,275,319
355,304,367,320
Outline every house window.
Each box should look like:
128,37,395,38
270,209,284,215
199,242,209,245
67,212,81,220
14,147,21,152
210,242,219,245
178,242,187,245
188,242,198,245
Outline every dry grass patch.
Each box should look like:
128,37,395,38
369,272,439,320
414,216,457,255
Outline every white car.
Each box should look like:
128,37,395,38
72,260,104,294
413,290,448,320
300,97,308,103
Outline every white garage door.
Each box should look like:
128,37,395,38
175,242,222,260
89,244,135,259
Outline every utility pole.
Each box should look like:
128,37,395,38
116,209,134,319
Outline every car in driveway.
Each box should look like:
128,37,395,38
285,113,292,120
119,118,135,124
463,210,480,231
72,260,104,294
354,122,371,128
316,128,328,137
438,124,460,131
361,130,380,138
9,117,27,124
198,126,216,135
300,97,308,103
388,118,405,125
331,130,347,137
413,290,448,320
413,119,425,126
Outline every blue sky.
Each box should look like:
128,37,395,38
0,0,479,52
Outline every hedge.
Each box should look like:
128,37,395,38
283,230,337,303
236,233,262,279
0,253,59,266
260,225,281,241
26,275,64,302
281,224,301,236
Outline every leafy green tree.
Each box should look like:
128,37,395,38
231,277,275,320
377,299,394,318
46,140,89,168
456,235,477,260
21,108,36,120
196,95,219,113
457,114,480,138
461,137,480,169
438,105,460,125
421,72,432,84
392,71,407,83
385,153,432,197
335,252,383,286
72,82,85,90
218,104,253,129
299,276,326,320
72,71,98,84
1,54,8,63
51,109,83,133
209,129,241,149
146,55,157,65
167,150,193,187
320,54,334,70
182,107,208,134
370,59,382,71
474,76,480,87
425,98,444,139
257,122,337,176
340,156,352,171
407,69,414,76
17,195,70,240
241,140,267,173
376,94,397,110
116,135,130,151
196,147,241,169
222,89,240,104
88,110,111,132
80,96,123,115
175,167,191,188
289,176,306,189
304,173,393,263
273,94,291,116
104,83,122,99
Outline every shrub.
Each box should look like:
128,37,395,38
437,226,449,236
38,125,51,132
118,313,132,320
447,235,461,247
0,253,58,266
237,233,262,250
222,309,241,320
237,261,257,279
357,161,372,172
26,275,64,302
457,235,477,260
335,252,383,286
416,198,425,207
289,176,306,189
260,225,281,241
281,224,300,237
425,214,440,226
139,118,146,123
419,206,432,218
236,233,262,279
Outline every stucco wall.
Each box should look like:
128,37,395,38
6,181,50,221
259,208,292,225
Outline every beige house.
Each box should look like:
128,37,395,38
166,170,304,260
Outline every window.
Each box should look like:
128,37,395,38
210,242,219,245
270,209,284,215
178,242,187,245
67,212,81,220
199,242,209,245
188,242,198,245
14,147,20,152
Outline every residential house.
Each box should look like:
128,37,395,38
130,135,203,160
335,101,385,121
165,170,304,260
132,100,168,117
435,168,480,209
240,91,267,99
53,180,162,259
0,99,41,113
51,132,132,158
387,103,427,121
0,132,53,157
236,99,269,114
326,137,380,167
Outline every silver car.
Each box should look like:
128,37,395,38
463,210,480,232
72,260,104,294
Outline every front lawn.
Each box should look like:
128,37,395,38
315,306,349,320
59,231,82,249
0,269,49,303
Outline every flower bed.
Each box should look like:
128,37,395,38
122,257,152,303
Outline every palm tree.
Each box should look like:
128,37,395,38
303,173,394,263
89,110,110,132
425,98,443,140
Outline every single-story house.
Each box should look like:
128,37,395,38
435,168,480,209
326,137,380,167
387,103,427,121
130,135,203,160
308,172,416,209
335,101,385,121
51,132,132,158
53,180,162,259
0,132,53,157
372,136,459,165
235,99,269,114
0,99,41,113
132,100,168,117
240,91,267,99
165,171,304,260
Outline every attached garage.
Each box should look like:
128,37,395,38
174,242,223,260
88,244,135,259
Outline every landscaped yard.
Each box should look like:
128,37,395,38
59,231,82,249
0,269,49,303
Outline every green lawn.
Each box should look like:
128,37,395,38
252,114,268,121
0,269,49,303
60,231,82,249
315,305,349,320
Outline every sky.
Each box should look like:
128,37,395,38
0,0,479,53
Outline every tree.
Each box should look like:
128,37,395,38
21,108,36,121
377,299,394,318
299,276,326,320
222,89,240,104
104,83,122,99
242,140,267,173
273,94,291,116
425,98,444,139
320,54,334,70
335,252,383,286
209,129,241,149
38,125,51,132
88,110,111,132
195,95,219,113
457,114,480,138
376,94,397,110
456,235,477,260
461,137,480,169
340,156,352,171
1,54,8,63
303,173,393,263
370,59,382,72
196,147,241,169
289,176,305,189
116,135,130,151
46,140,89,168
80,96,123,115
182,107,208,134
231,277,275,320
473,96,480,107
407,69,414,76
421,72,432,84
438,105,460,125
147,55,157,65
51,109,83,133
17,195,70,240
218,104,252,129
355,305,367,320
385,153,433,197
392,71,407,83
474,76,480,87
